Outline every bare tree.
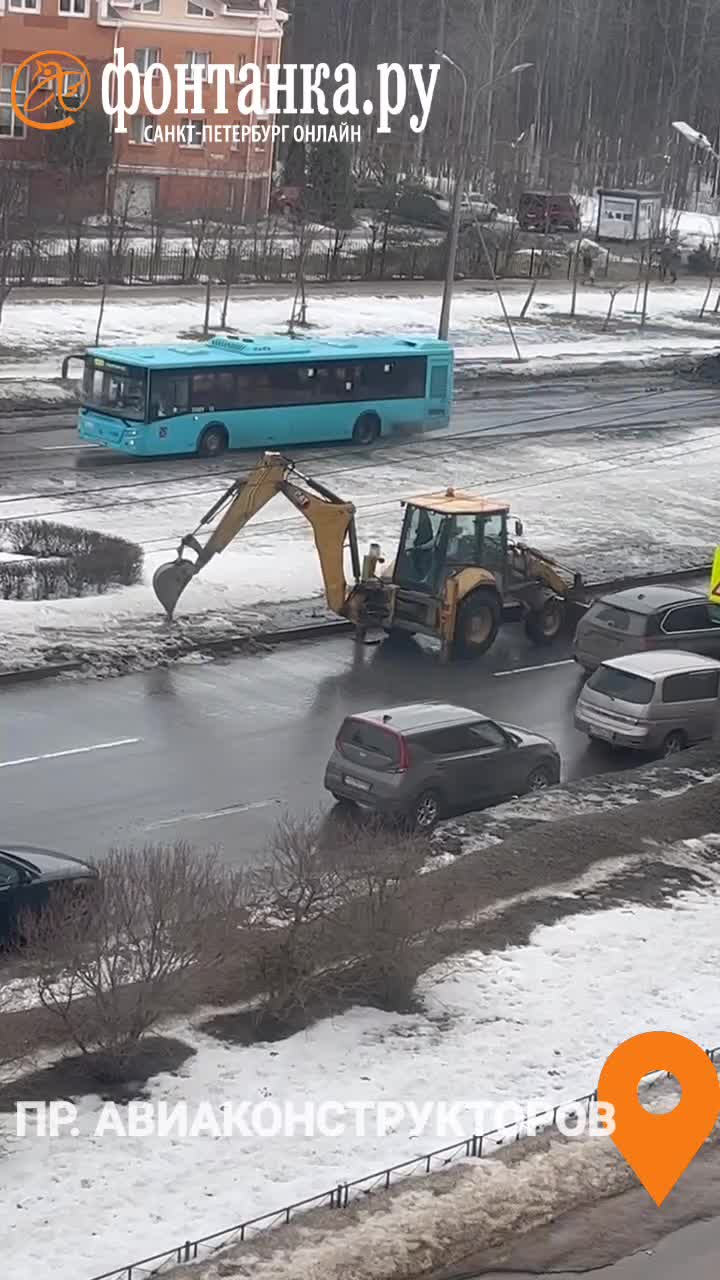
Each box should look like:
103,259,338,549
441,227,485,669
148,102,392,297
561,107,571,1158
22,844,243,1079
0,164,25,327
603,284,628,331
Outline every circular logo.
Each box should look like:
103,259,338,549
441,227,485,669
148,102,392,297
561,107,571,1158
12,51,91,132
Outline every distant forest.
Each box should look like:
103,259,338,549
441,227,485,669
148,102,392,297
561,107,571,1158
284,0,720,205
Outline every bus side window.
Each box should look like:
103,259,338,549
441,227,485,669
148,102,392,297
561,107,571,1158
268,363,304,406
191,372,215,412
150,373,189,419
215,370,236,410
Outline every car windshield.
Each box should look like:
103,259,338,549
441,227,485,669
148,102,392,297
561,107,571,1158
82,360,147,421
586,665,655,704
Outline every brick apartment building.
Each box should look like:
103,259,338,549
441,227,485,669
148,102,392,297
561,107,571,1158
0,0,287,222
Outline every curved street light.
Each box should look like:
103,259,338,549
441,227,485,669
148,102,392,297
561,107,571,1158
672,120,717,158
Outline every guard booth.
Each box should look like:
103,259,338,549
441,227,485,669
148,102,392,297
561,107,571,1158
595,190,664,242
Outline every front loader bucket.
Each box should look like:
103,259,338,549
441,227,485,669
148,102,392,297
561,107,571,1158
152,559,197,619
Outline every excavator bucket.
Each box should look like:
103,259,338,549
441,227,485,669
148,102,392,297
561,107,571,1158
152,559,197,619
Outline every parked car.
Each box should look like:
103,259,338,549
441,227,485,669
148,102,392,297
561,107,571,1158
324,703,561,831
574,586,720,674
574,650,720,757
518,191,580,232
0,845,98,947
396,188,451,229
465,192,498,222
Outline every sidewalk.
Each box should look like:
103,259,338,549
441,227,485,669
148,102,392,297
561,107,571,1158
436,1141,720,1280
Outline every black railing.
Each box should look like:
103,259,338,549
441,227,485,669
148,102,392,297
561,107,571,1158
0,238,540,287
87,1044,720,1280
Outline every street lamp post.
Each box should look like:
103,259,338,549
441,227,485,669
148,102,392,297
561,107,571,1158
436,53,468,342
436,54,532,342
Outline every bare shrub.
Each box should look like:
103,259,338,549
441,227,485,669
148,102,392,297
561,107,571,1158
243,815,437,1034
245,814,347,1035
21,844,244,1081
334,820,434,1012
0,520,142,600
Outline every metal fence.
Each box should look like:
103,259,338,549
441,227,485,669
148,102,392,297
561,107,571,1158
0,238,555,287
1,239,464,287
87,1044,720,1280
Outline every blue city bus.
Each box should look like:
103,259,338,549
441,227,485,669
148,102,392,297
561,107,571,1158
77,335,454,458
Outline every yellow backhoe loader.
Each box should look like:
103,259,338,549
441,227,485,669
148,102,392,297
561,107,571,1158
152,451,588,660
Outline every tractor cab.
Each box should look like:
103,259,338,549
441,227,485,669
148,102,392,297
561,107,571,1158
392,489,517,596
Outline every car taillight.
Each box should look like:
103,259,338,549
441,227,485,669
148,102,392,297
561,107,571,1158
391,733,409,773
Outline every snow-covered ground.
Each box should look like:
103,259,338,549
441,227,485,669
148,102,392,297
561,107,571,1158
3,872,720,1280
2,282,720,385
0,407,716,675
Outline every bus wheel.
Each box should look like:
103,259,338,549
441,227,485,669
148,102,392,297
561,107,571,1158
352,413,381,446
198,424,228,457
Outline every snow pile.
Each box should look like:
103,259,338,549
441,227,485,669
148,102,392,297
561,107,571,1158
0,379,76,407
4,882,720,1280
153,1074,717,1280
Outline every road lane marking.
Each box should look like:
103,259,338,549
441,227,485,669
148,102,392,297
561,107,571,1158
0,738,141,769
144,800,278,830
493,659,576,677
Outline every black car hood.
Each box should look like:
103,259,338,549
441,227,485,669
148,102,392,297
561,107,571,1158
1,844,97,882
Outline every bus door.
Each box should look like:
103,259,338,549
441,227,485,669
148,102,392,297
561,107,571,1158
426,357,451,426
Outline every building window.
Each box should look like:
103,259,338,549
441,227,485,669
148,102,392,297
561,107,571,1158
9,0,39,9
130,114,154,145
132,0,161,11
59,0,88,14
180,117,205,148
0,65,27,139
185,51,210,81
135,48,162,74
187,0,214,14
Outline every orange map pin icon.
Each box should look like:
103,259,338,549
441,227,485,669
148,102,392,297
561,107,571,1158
598,1031,720,1205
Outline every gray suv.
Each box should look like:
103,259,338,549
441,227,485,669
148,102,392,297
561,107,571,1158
324,703,561,831
574,586,720,674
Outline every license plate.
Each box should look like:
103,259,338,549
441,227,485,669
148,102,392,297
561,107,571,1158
591,726,614,742
344,775,371,792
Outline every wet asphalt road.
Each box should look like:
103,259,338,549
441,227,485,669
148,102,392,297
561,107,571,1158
0,373,715,492
0,627,637,865
0,371,712,864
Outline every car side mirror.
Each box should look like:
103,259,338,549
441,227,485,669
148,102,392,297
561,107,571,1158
514,519,524,538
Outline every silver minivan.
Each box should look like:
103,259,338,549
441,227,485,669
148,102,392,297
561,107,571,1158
574,650,720,756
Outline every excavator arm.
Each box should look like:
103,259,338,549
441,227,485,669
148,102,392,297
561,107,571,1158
152,451,360,619
509,540,585,599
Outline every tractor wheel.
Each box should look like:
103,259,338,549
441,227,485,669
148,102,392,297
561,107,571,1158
525,596,565,646
452,589,502,659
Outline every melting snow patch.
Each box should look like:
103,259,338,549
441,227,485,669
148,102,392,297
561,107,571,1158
4,886,720,1280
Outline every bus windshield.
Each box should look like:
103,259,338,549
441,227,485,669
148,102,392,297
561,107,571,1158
83,359,147,421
